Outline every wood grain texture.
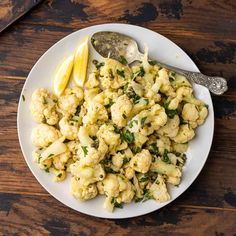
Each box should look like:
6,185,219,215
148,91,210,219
0,0,236,235
0,0,43,33
1,194,236,236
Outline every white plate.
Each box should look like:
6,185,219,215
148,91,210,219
17,23,214,219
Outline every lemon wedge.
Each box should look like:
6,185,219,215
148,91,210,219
73,36,89,87
53,55,74,96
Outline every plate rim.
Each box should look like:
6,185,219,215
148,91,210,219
17,23,215,219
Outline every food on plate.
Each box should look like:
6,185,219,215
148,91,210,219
30,40,208,212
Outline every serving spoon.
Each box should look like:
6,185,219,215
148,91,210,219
91,31,228,95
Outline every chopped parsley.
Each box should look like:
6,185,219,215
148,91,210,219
141,116,147,128
111,198,123,208
131,66,145,80
22,95,25,101
164,103,178,118
122,113,127,119
81,146,88,157
118,55,128,65
162,149,171,164
148,143,158,155
117,69,125,78
204,104,209,109
135,189,153,203
128,120,138,128
113,125,121,134
104,98,114,108
139,176,149,182
148,60,157,66
122,130,135,144
104,167,118,174
47,153,54,158
95,62,105,69
44,168,50,173
122,157,129,165
108,69,114,79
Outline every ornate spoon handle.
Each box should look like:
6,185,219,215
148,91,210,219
183,72,228,95
154,61,228,95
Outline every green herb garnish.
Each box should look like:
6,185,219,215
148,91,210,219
108,69,114,79
81,146,88,157
122,130,135,144
129,120,138,128
22,95,25,101
135,189,153,203
131,67,145,80
105,98,114,108
164,103,178,118
118,55,128,65
122,157,129,165
148,143,158,155
162,149,171,164
96,62,105,69
48,153,54,158
141,117,147,128
111,198,123,208
45,168,50,173
148,60,157,66
122,113,127,119
113,125,121,134
117,69,125,78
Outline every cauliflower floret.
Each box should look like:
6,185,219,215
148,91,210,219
157,115,180,138
157,136,172,154
52,151,71,170
151,68,175,96
67,141,80,160
102,174,120,197
182,103,199,122
83,101,108,125
59,117,79,140
149,104,167,130
33,150,53,170
70,176,98,201
120,181,135,203
97,124,121,153
149,175,170,202
112,153,125,169
130,149,152,173
168,87,193,110
197,106,208,126
31,124,61,148
85,72,100,89
125,167,135,180
134,133,148,148
151,159,182,185
30,88,59,125
110,94,133,127
172,142,188,153
172,124,195,144
70,162,105,185
58,87,83,115
79,139,108,166
99,58,131,89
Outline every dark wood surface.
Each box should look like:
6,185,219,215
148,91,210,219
0,0,236,235
0,0,42,33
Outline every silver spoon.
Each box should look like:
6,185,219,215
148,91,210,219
91,31,228,95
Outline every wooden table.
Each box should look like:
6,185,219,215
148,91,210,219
0,0,236,235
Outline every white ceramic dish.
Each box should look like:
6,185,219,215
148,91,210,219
17,23,214,219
